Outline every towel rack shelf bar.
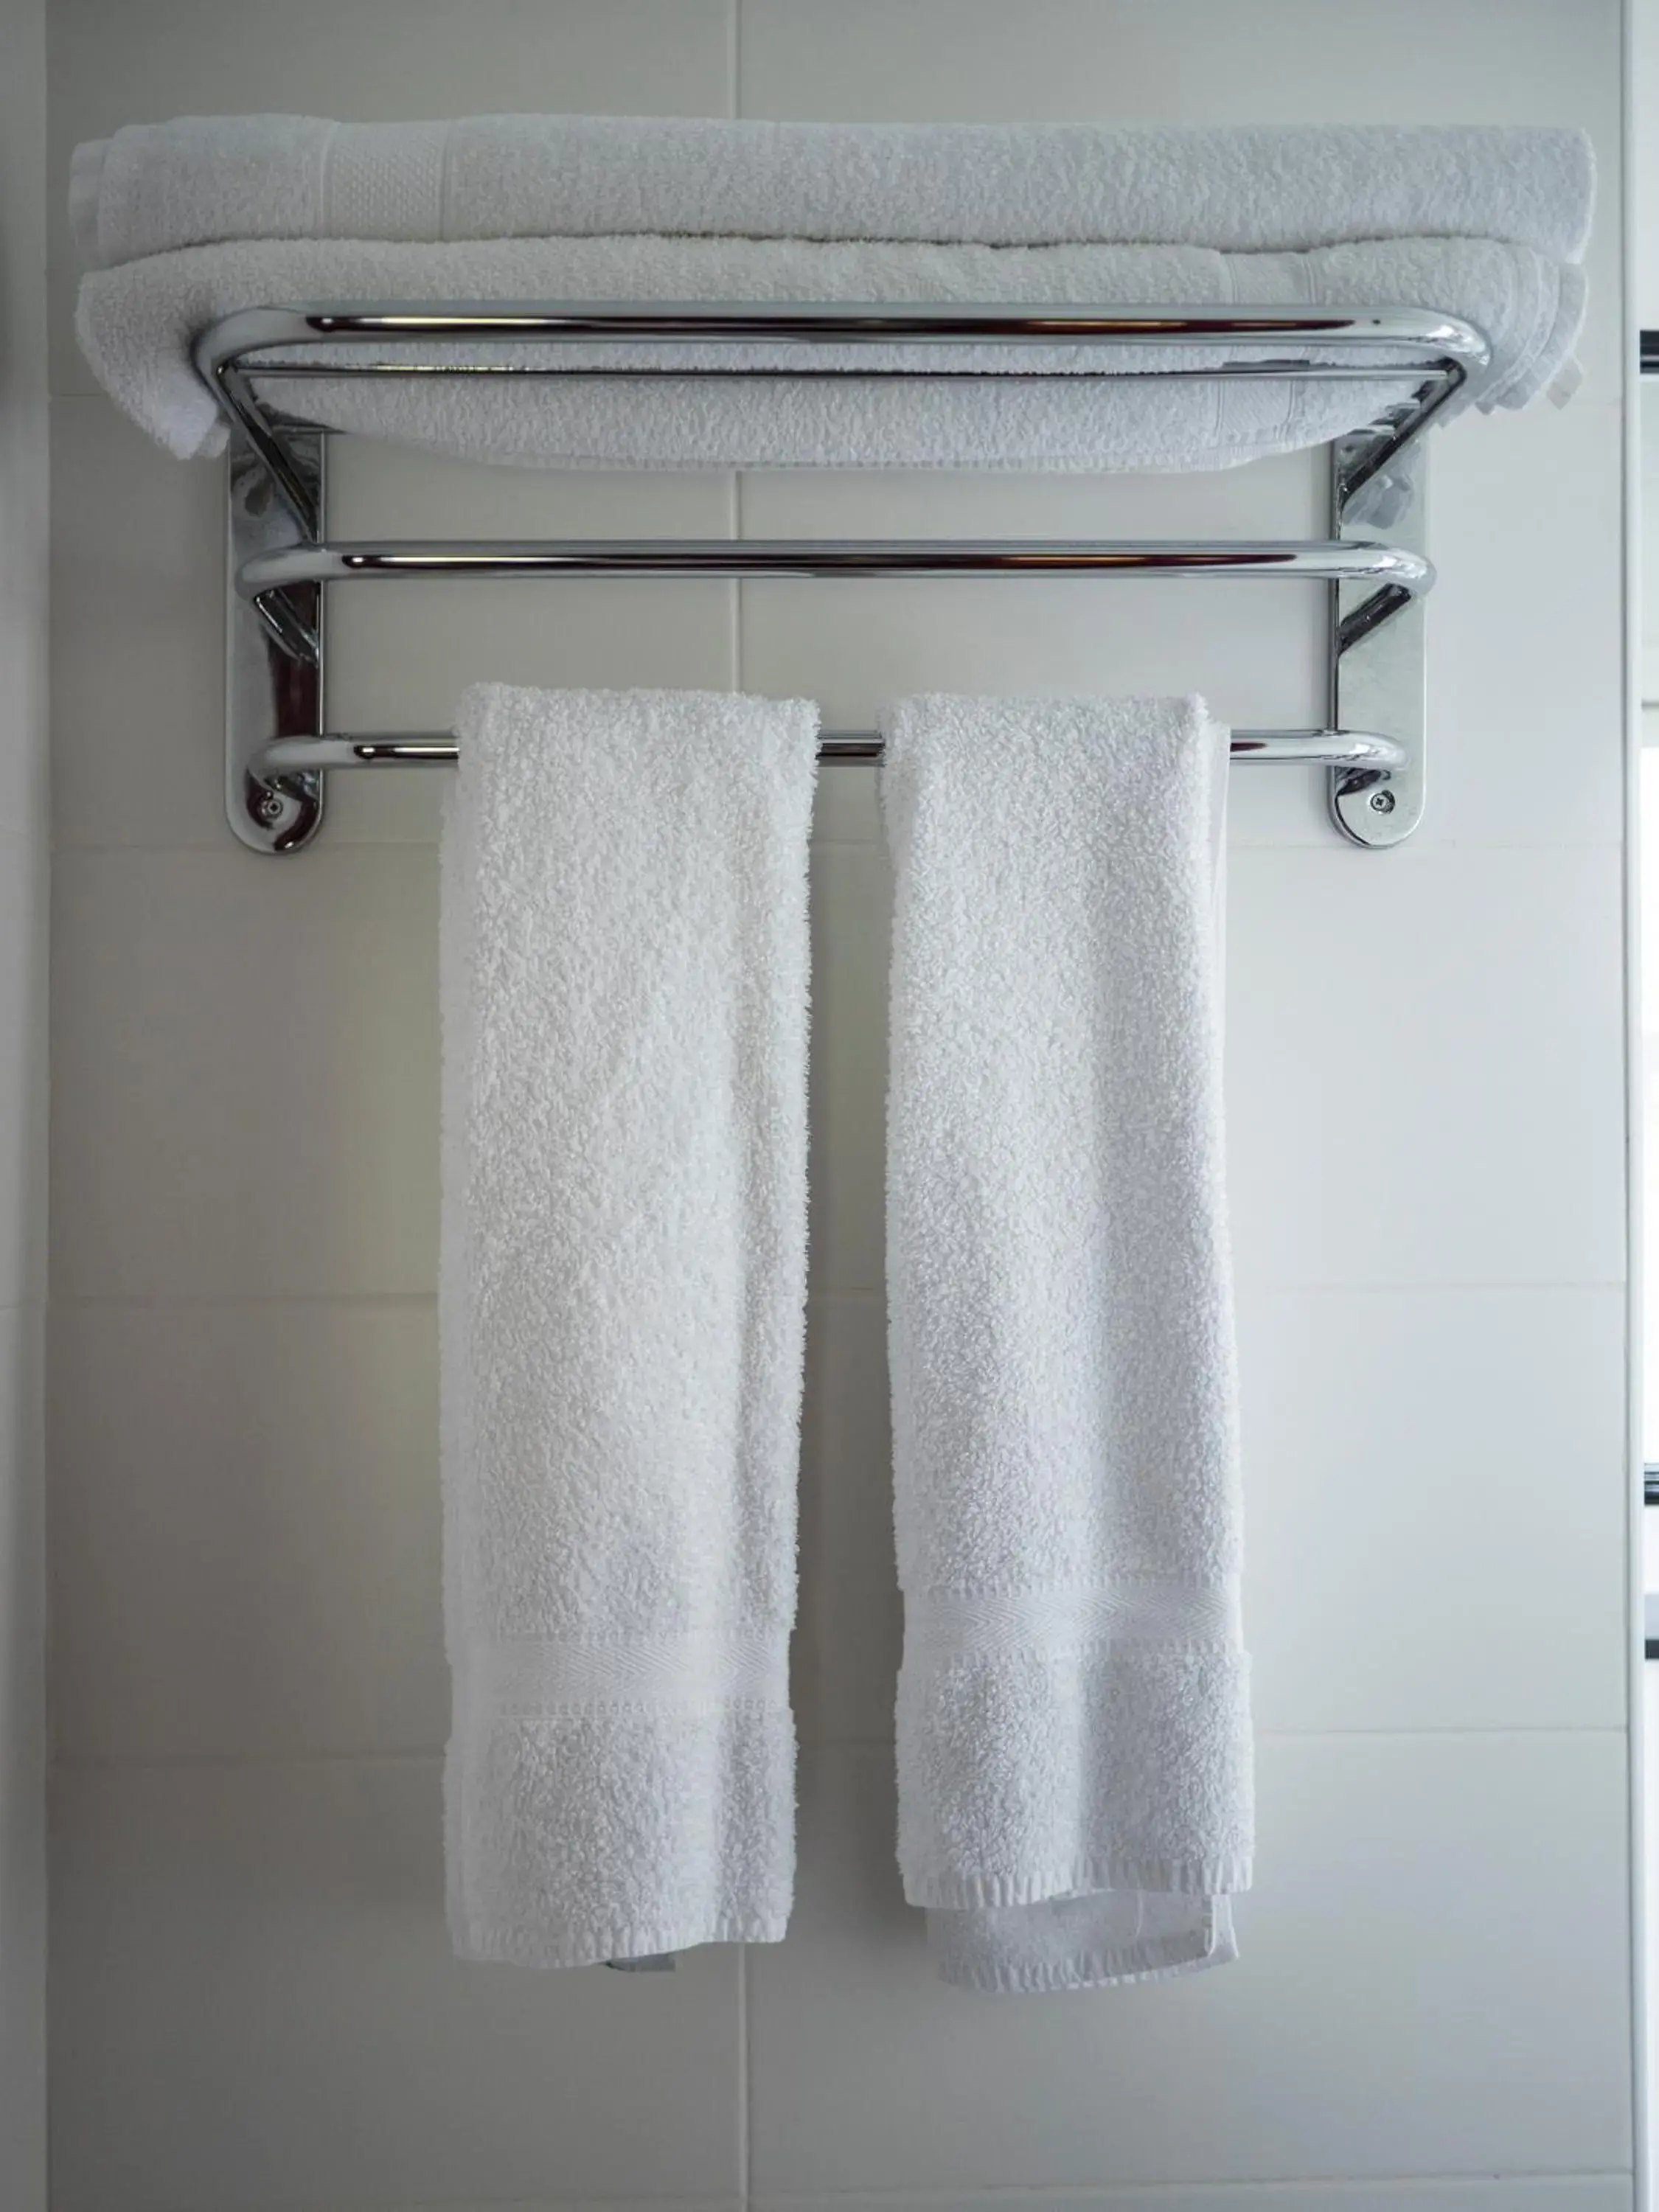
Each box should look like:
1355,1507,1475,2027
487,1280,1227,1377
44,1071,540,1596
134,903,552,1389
252,727,1408,776
197,300,1485,542
203,300,1468,854
199,298,1492,358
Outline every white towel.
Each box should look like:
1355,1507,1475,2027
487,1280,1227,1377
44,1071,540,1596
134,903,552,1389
441,684,818,1968
70,116,1592,268
75,230,1584,469
880,694,1251,1994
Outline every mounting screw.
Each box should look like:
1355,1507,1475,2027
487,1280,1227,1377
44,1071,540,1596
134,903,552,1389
254,788,286,826
1368,787,1397,815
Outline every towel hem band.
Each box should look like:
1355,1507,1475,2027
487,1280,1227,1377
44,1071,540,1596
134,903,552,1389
451,1911,790,1969
937,1924,1236,1994
905,1853,1253,1907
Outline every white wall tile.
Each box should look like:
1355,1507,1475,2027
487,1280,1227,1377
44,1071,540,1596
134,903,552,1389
1241,1286,1628,1733
1426,397,1624,849
735,0,1621,403
52,847,439,1299
49,1758,744,2212
48,0,738,393
794,1290,898,1747
50,1297,445,1761
1225,844,1626,1288
812,758,883,845
51,398,227,850
748,1735,1632,2197
807,839,888,1297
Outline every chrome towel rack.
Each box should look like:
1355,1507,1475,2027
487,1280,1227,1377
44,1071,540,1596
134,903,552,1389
195,301,1489,853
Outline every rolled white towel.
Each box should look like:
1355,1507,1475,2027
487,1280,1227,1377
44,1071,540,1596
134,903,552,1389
69,115,1593,268
74,229,1584,470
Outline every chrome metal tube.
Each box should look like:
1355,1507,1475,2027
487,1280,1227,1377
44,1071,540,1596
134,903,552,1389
195,299,1492,364
241,538,1433,596
251,728,1408,776
192,301,1487,542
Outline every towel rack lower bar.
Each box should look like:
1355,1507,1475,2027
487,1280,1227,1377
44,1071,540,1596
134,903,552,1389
253,728,1407,775
239,536,1433,659
243,537,1432,591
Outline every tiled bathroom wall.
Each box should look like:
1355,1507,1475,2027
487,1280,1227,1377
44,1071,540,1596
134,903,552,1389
45,5,1638,2209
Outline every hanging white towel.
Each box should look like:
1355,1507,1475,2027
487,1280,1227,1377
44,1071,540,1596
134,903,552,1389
441,684,818,1968
70,116,1592,268
880,693,1251,1994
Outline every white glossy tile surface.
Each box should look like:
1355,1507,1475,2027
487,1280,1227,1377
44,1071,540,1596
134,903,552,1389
807,838,889,1298
51,398,226,849
749,1736,1632,2196
1240,1286,1628,1733
52,847,439,1299
794,1291,898,1746
49,1758,743,2212
1225,844,1626,1288
1425,397,1624,849
813,757,884,845
49,1297,445,1761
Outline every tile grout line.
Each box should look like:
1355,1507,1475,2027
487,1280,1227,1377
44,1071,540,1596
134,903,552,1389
74,2180,1638,2212
46,839,1634,858
751,2179,1638,2206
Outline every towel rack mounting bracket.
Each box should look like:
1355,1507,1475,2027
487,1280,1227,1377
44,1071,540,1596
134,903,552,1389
1327,416,1427,849
228,431,326,853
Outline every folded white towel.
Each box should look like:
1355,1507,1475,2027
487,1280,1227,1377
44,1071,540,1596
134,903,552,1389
441,684,818,1968
75,230,1583,469
880,694,1251,1994
70,115,1593,269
